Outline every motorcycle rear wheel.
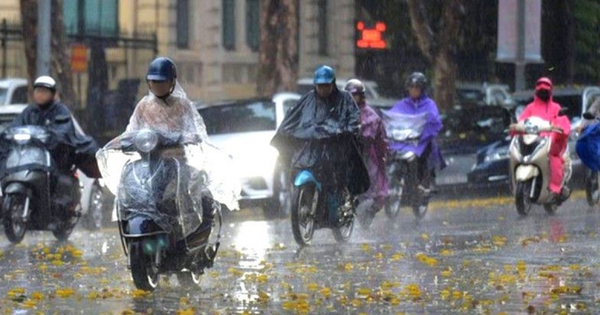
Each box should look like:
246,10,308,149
3,194,28,244
177,259,203,287
332,216,354,243
53,205,80,241
543,203,558,215
413,204,428,219
291,185,316,246
129,240,160,291
516,181,533,216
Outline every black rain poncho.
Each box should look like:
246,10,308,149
3,100,101,178
270,88,369,195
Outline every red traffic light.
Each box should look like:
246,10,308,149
356,21,387,49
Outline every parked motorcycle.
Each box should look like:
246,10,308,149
381,111,431,220
1,125,80,243
290,169,355,246
509,116,572,215
98,129,221,291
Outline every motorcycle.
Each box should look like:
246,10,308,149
380,111,431,220
509,116,572,215
1,125,80,243
98,129,221,291
578,112,600,207
290,169,355,246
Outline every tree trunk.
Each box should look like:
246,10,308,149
19,0,37,96
86,43,108,136
50,0,77,108
257,0,299,97
405,0,463,111
20,0,78,108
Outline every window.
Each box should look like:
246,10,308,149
317,0,328,56
176,0,189,49
222,0,236,50
11,87,28,104
199,101,277,135
246,0,260,51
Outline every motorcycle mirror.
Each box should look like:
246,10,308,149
583,112,596,120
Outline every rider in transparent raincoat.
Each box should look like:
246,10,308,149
97,57,240,239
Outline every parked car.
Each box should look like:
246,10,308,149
455,81,513,108
0,103,109,230
0,78,28,106
435,104,512,190
197,92,302,219
296,77,397,108
467,85,600,190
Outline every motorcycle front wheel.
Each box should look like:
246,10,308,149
586,171,600,207
384,176,403,219
129,240,160,291
291,184,317,246
3,194,28,244
515,180,533,216
332,215,354,243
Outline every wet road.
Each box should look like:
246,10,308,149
1,190,600,314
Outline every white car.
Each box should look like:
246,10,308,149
0,99,107,230
197,92,301,219
0,78,29,106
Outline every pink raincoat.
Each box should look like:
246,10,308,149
516,77,571,194
359,103,389,208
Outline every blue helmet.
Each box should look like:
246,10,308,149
313,65,336,85
147,57,178,81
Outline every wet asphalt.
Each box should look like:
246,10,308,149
1,188,600,314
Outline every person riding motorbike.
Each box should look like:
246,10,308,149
510,77,571,203
387,72,445,200
122,56,239,225
344,79,388,227
0,75,101,216
270,65,369,217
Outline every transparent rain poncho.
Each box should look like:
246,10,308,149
97,82,240,237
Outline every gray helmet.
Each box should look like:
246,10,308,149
344,79,365,96
406,72,427,90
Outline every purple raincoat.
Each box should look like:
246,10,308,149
386,95,446,170
359,103,389,206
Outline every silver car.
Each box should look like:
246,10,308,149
0,104,108,230
197,92,301,219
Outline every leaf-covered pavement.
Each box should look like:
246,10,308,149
1,191,600,314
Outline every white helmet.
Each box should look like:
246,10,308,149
33,75,57,92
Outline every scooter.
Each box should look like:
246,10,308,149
290,169,355,246
381,111,431,220
100,129,221,291
509,116,572,216
1,125,80,243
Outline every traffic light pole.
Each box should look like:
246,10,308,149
36,0,51,77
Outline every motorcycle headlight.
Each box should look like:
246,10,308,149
134,130,158,153
484,147,509,163
13,133,31,144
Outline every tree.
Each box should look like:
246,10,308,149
20,0,77,108
256,0,299,97
406,0,464,111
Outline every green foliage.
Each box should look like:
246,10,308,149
573,0,600,82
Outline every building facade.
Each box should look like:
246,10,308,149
1,0,355,103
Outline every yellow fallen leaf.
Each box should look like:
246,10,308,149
421,233,429,241
307,283,319,292
319,287,332,299
55,288,75,298
175,308,196,315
